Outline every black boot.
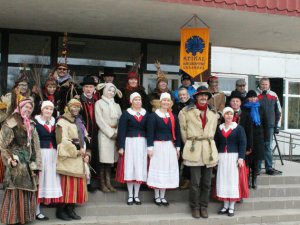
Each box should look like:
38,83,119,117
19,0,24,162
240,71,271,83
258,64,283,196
248,172,252,189
66,204,81,220
252,174,257,189
56,204,72,221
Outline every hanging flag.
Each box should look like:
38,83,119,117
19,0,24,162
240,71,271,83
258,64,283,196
180,27,210,78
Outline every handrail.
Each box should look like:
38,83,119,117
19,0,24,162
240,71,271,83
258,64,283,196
274,130,300,160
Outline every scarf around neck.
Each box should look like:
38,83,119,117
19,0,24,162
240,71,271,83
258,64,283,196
243,101,261,126
101,95,118,120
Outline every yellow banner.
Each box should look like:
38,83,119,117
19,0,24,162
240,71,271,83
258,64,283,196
180,27,210,78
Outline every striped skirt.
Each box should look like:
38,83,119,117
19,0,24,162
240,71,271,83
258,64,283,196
1,189,36,225
59,175,88,204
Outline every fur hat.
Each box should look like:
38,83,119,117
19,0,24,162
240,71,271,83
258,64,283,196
160,92,171,101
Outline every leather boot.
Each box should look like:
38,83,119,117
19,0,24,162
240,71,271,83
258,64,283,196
56,204,72,221
99,170,110,193
66,204,81,220
105,165,116,192
200,207,208,218
191,208,200,218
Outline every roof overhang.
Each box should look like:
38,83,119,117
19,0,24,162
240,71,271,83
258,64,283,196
1,0,300,53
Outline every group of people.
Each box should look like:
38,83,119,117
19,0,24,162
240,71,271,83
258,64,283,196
0,60,282,224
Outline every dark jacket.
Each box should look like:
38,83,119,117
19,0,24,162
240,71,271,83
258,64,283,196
215,124,247,159
173,98,193,116
147,112,181,148
117,109,148,150
256,88,281,128
244,106,269,160
35,120,57,149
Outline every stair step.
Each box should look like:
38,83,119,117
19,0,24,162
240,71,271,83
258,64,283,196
85,182,300,204
41,196,300,218
34,209,300,225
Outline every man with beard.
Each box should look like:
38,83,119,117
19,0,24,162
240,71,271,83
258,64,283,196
179,86,219,219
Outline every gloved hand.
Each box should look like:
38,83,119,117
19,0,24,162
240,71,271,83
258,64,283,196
274,127,280,134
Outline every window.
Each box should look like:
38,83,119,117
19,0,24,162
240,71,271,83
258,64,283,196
57,37,140,67
8,34,51,64
212,73,248,96
284,80,300,130
147,44,179,65
7,66,51,91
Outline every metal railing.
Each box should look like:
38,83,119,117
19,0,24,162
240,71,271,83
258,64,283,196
273,130,300,161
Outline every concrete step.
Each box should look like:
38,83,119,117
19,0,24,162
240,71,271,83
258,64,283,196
32,209,300,225
85,182,300,204
41,196,300,218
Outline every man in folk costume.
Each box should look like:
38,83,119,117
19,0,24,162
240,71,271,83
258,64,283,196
149,60,173,112
79,76,99,192
207,76,226,116
179,86,219,219
55,63,81,116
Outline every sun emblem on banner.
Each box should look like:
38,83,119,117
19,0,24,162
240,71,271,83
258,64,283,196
185,36,205,56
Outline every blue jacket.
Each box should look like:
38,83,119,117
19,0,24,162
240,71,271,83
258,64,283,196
172,85,196,103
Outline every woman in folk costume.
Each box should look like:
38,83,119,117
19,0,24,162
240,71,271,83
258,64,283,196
147,92,181,206
34,101,62,220
214,107,247,217
32,78,59,118
243,90,269,189
55,99,91,221
0,98,42,225
95,83,122,193
116,92,149,205
120,63,151,112
149,60,174,112
6,73,32,116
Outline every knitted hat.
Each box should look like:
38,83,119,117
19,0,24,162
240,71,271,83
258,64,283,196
160,92,171,101
222,107,234,116
246,90,257,98
130,92,141,103
127,71,139,80
41,100,54,110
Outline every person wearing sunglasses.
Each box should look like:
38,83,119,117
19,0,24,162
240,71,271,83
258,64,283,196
55,63,81,116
